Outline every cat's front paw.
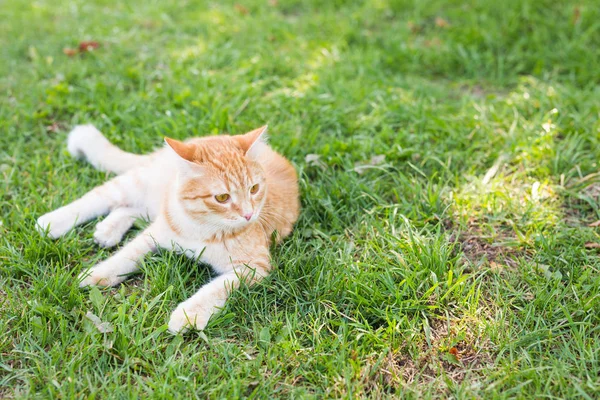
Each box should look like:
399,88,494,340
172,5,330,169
37,211,75,239
168,302,212,334
93,218,125,248
79,262,127,288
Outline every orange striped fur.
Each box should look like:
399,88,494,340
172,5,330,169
37,125,300,333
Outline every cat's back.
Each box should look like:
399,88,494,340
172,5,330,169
260,147,300,241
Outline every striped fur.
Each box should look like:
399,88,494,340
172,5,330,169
37,125,300,333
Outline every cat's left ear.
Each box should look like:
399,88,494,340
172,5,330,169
237,125,268,160
164,137,206,176
164,137,197,162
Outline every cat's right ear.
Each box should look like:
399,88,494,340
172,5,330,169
164,138,205,176
164,137,197,162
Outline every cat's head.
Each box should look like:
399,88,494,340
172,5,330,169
165,126,269,231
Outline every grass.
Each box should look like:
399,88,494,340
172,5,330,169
1,0,600,397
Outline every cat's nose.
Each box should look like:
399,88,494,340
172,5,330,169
243,213,253,221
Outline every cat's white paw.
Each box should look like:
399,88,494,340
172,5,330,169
67,124,105,159
93,218,125,248
37,211,75,239
78,262,126,288
168,302,212,334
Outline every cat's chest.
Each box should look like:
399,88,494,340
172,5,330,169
169,236,233,272
169,227,268,273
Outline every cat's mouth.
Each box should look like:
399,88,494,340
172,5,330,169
238,216,257,225
225,215,258,229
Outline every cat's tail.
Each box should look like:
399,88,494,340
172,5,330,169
67,125,150,174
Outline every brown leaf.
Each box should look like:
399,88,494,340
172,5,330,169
424,38,441,48
448,347,460,359
435,17,450,28
141,20,157,29
408,21,421,34
585,242,600,249
268,0,278,6
489,261,502,272
78,41,100,53
588,220,600,227
46,122,60,133
572,7,581,25
63,48,77,56
234,4,249,15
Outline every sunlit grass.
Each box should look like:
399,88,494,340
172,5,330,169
1,0,600,398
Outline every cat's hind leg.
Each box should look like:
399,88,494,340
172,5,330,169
93,207,147,248
37,173,144,238
68,125,150,174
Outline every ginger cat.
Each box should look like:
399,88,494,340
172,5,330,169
37,125,300,333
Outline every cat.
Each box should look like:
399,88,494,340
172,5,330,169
37,124,300,333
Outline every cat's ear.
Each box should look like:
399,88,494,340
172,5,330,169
164,137,197,162
164,137,206,176
237,125,268,160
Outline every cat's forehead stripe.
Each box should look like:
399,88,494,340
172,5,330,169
206,151,251,188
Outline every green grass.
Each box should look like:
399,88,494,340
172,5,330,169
1,0,600,397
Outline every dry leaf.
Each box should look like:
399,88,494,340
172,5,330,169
572,7,581,25
85,311,114,333
46,122,60,133
588,220,600,227
353,154,386,174
370,154,386,165
585,242,600,249
489,261,502,272
305,154,320,164
435,17,450,28
269,0,278,6
234,4,249,15
424,38,441,48
78,41,100,52
448,347,460,359
305,154,326,169
408,21,420,34
141,20,157,29
63,48,77,57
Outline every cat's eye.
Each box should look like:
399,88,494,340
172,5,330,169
250,184,259,194
215,193,230,203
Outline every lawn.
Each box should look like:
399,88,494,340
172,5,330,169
1,0,600,397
